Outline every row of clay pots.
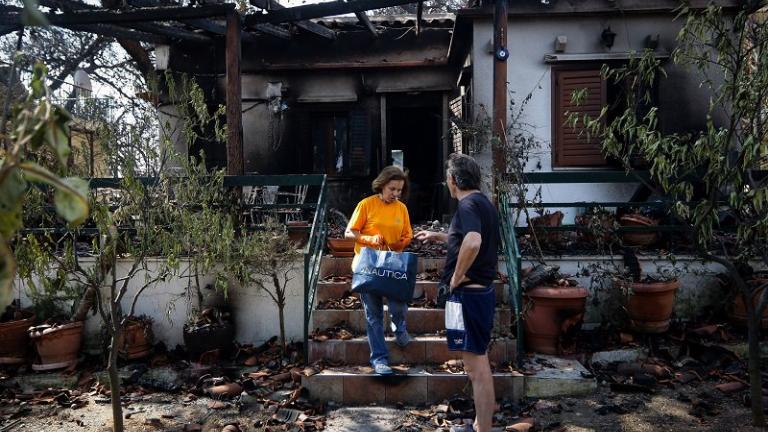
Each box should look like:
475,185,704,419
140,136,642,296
0,316,154,370
523,279,681,355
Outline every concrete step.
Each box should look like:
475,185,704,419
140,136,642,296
303,355,597,406
311,307,513,336
302,366,524,406
315,280,507,303
309,336,516,365
320,256,447,278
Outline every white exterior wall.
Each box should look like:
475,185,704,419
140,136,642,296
14,258,305,352
471,14,716,222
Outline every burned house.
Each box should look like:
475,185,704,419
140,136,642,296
162,14,461,222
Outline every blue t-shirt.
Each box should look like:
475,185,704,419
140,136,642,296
442,192,500,287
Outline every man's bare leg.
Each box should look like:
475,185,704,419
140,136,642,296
462,351,494,432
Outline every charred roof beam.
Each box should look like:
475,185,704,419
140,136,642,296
64,23,170,43
123,0,289,41
0,4,232,26
249,0,335,40
353,10,378,37
245,0,419,25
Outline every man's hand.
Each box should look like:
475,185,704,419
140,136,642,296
450,274,470,290
415,230,446,243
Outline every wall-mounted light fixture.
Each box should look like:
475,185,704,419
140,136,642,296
601,26,617,49
554,35,567,53
645,34,660,50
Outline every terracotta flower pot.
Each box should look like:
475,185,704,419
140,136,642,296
28,321,84,371
0,311,35,365
620,214,658,247
327,238,355,257
286,221,310,248
523,286,588,355
117,318,154,360
626,280,680,333
528,211,564,247
729,277,768,329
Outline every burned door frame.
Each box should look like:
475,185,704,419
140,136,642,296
380,91,451,221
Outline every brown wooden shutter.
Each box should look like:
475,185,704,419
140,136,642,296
553,68,607,167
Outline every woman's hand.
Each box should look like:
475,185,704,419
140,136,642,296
360,234,385,247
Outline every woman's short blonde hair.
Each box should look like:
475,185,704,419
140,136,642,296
372,166,409,199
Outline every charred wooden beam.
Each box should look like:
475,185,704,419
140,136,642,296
251,23,290,40
249,0,335,40
354,11,378,37
0,25,20,36
225,9,243,176
0,4,232,26
124,0,286,41
35,0,213,43
63,23,169,43
416,0,423,35
245,0,418,25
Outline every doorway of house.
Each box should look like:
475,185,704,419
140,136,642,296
386,92,446,223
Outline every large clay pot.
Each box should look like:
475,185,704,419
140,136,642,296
29,321,84,371
183,321,234,357
327,238,355,257
0,311,35,364
117,318,154,360
523,286,588,355
729,277,768,329
620,214,658,247
528,211,564,247
626,280,680,333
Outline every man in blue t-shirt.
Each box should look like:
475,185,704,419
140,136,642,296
415,153,499,432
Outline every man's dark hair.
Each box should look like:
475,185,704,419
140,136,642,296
446,153,481,191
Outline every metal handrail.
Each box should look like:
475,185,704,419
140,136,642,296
303,175,327,361
499,192,524,356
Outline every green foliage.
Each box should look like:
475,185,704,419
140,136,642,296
572,5,768,263
0,62,89,308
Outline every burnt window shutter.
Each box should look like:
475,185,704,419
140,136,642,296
348,109,371,176
449,95,464,154
553,68,607,167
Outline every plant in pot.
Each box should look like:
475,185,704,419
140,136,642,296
619,211,659,248
325,208,354,257
116,315,154,360
521,265,589,355
0,63,88,358
527,211,565,250
15,235,89,371
183,304,235,358
616,261,681,334
0,300,35,365
575,206,617,250
728,271,768,330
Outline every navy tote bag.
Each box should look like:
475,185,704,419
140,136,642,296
351,247,418,302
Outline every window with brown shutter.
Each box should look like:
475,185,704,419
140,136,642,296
552,68,608,167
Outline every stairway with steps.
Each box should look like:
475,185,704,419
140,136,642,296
302,255,524,406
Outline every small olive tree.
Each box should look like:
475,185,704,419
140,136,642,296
573,3,768,425
234,221,300,354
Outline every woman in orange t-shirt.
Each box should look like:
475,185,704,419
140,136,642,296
345,166,413,375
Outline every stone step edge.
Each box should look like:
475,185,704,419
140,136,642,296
307,369,524,378
313,306,514,312
310,335,516,343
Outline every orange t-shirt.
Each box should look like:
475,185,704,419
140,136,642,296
347,195,412,258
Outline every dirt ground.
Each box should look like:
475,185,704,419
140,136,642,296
1,377,764,432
